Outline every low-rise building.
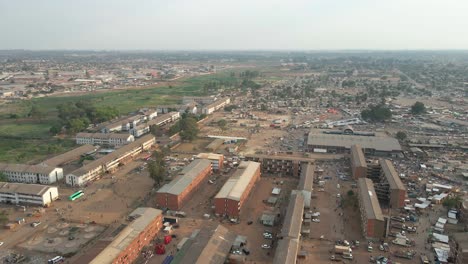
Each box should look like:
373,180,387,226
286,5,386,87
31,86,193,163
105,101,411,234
202,98,230,115
357,178,386,239
0,182,59,206
156,159,212,210
0,163,63,184
130,124,150,138
195,153,224,170
76,133,134,147
214,161,261,217
90,207,163,264
245,154,314,177
147,111,180,127
66,135,155,186
40,144,98,167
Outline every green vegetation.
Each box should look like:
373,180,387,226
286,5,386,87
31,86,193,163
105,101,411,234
56,102,119,133
396,131,407,141
411,101,426,115
361,104,392,122
0,172,7,181
442,195,462,208
148,149,168,187
0,210,8,224
217,119,228,131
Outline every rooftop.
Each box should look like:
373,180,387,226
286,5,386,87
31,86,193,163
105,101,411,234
147,112,179,126
214,161,260,201
298,163,314,192
41,144,97,167
273,238,299,264
358,178,384,221
350,144,367,168
281,192,304,239
89,207,162,264
157,159,212,195
196,153,224,160
0,182,56,196
76,132,133,140
246,153,315,162
0,163,58,175
379,159,405,191
307,131,402,152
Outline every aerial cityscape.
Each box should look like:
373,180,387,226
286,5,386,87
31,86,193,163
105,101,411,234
0,1,467,264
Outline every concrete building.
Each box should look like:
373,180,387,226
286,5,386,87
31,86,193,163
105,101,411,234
129,124,150,138
139,109,158,120
350,144,367,179
245,154,314,177
306,131,402,156
147,111,180,127
0,182,59,206
76,133,135,147
298,163,314,208
205,138,224,152
156,159,212,210
195,153,224,171
182,96,215,105
214,161,261,217
41,144,98,167
379,159,407,208
90,207,163,264
357,178,386,239
273,192,304,264
202,98,230,115
0,163,63,184
66,135,155,186
172,224,236,264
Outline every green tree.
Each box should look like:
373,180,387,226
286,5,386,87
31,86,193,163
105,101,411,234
361,104,392,122
442,195,462,209
150,125,163,137
148,150,167,187
49,123,63,135
217,119,228,131
347,190,354,197
68,118,89,134
411,101,426,115
0,172,7,182
179,117,199,141
0,210,9,224
396,131,407,141
29,104,46,121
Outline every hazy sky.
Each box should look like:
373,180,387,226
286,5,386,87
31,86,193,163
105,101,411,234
1,0,468,50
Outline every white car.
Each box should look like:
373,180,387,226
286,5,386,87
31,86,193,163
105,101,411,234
312,212,320,217
312,219,321,223
336,194,341,198
0,242,4,246
261,244,271,249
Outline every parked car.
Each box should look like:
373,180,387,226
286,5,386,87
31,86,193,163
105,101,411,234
312,219,320,223
31,221,41,228
261,244,271,249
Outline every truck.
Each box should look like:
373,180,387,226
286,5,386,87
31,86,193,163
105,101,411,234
334,245,352,255
163,216,179,224
392,237,411,247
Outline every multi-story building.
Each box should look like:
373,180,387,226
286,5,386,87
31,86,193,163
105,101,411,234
66,135,155,186
130,124,150,138
0,163,63,184
379,159,407,209
195,153,224,171
156,159,212,210
75,133,135,147
90,207,163,264
214,161,261,217
182,96,215,105
357,178,386,239
0,182,59,206
350,144,367,179
297,163,314,208
41,144,98,167
139,109,158,120
245,154,314,177
201,98,230,115
147,111,180,127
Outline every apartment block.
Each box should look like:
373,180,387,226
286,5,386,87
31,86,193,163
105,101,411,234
201,98,230,115
0,163,63,184
0,182,59,206
245,154,314,177
350,144,368,179
357,178,386,239
76,132,135,147
195,153,224,170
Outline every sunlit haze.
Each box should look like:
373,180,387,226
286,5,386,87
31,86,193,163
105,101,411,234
1,0,468,50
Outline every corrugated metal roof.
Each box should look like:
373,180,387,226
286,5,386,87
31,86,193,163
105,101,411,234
307,133,402,152
41,144,97,167
0,163,58,175
351,144,367,168
358,178,384,221
273,238,299,264
281,192,304,239
157,159,212,195
0,182,56,196
298,163,314,192
379,159,405,191
89,207,162,264
214,161,260,201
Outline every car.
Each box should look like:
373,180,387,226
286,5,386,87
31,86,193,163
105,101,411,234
318,188,325,192
31,221,41,227
0,242,4,246
261,244,271,249
312,219,320,223
379,244,384,251
247,221,253,225
242,248,250,255
336,194,341,198
312,212,320,217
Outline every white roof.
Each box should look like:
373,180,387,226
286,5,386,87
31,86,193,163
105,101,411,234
437,217,447,224
215,161,260,201
432,233,449,243
157,159,212,195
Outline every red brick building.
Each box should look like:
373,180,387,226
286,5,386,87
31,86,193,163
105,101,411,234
350,144,367,179
357,178,386,239
195,153,224,171
90,207,163,264
214,161,261,217
156,159,212,210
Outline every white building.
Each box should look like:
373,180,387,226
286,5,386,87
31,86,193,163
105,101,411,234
202,98,231,115
147,111,180,127
76,133,135,147
130,124,150,138
0,163,63,184
0,182,59,206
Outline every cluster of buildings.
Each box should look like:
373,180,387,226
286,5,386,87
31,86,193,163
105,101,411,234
245,154,315,177
201,98,231,115
66,135,155,186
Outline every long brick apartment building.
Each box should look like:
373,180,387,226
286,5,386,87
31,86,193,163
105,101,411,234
245,154,314,177
156,159,212,210
357,178,386,239
214,161,261,217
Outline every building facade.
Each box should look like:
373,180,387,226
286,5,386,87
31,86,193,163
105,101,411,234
0,163,63,184
245,154,314,177
0,182,59,206
195,153,224,171
156,159,212,210
76,133,135,147
350,144,368,179
90,208,163,264
357,178,386,239
202,98,231,115
214,161,261,217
